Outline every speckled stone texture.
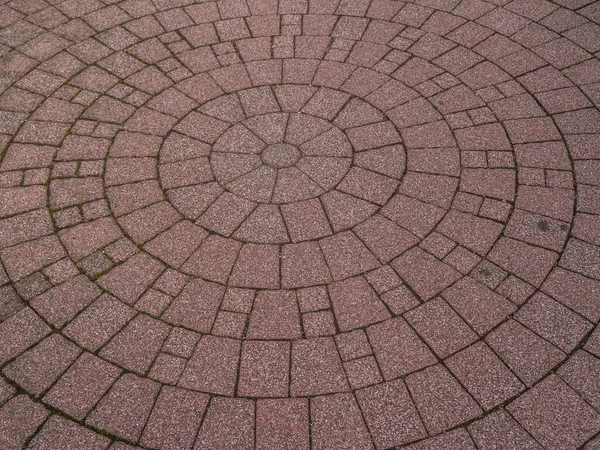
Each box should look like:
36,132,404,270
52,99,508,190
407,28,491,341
0,0,599,448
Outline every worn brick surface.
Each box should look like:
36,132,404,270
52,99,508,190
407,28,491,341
1,0,599,447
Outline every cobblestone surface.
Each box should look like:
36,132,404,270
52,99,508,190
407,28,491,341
0,0,599,448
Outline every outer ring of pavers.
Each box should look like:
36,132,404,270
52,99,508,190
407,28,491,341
0,3,596,450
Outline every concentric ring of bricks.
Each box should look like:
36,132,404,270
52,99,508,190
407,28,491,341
0,0,599,449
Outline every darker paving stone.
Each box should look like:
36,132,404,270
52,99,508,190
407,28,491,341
3,333,80,397
356,380,427,449
195,398,255,450
508,375,600,450
367,317,435,380
28,415,111,450
97,253,165,304
178,335,240,396
140,386,209,450
486,320,565,386
246,290,301,340
407,364,483,435
87,374,160,443
310,393,373,450
0,307,50,364
291,337,349,396
446,341,525,410
328,276,390,331
0,395,49,450
238,340,290,397
44,353,121,420
100,314,170,374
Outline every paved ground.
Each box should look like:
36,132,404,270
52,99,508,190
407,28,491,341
0,0,599,448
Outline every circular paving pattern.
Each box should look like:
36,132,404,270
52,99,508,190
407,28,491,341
0,0,600,448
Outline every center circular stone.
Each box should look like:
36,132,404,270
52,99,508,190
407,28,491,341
261,143,301,168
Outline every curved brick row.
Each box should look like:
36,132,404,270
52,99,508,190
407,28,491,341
0,0,599,448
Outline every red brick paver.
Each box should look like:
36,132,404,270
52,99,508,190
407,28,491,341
0,0,599,447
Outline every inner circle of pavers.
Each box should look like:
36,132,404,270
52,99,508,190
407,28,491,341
207,110,355,205
261,143,301,168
